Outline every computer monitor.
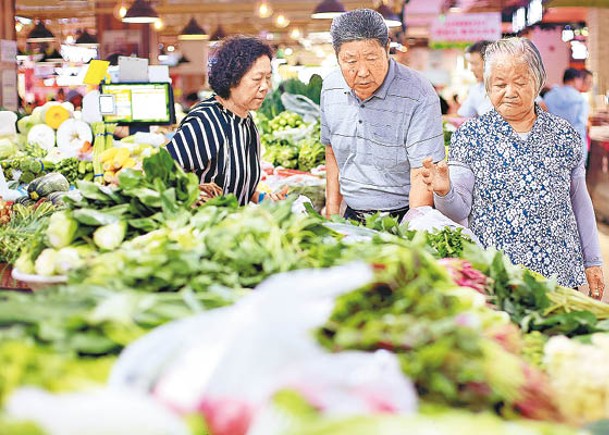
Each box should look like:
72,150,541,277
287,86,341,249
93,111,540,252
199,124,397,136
99,82,176,126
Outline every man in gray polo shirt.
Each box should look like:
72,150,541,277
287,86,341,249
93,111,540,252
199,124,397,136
322,8,445,222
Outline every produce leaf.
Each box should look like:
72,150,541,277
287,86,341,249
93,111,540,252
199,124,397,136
143,149,175,184
73,209,121,226
130,188,162,208
75,181,116,203
117,168,144,190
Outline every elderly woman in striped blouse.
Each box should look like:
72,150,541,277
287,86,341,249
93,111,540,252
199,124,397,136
421,37,605,300
167,36,283,205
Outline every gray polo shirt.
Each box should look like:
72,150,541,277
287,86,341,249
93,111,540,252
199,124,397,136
321,59,445,211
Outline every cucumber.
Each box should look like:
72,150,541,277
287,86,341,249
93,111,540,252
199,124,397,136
28,172,70,200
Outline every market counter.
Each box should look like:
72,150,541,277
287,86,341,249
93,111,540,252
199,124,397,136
588,126,609,223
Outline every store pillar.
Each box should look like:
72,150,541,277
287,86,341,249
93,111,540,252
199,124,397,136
587,8,609,98
0,0,17,110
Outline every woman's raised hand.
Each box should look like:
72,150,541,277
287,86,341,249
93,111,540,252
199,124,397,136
420,157,451,197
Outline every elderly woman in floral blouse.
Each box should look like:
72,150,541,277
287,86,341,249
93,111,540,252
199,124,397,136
421,37,605,300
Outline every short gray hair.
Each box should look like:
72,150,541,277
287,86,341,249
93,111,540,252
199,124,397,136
330,9,389,53
483,37,546,94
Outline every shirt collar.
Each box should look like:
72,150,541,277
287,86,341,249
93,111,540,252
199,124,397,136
372,58,396,100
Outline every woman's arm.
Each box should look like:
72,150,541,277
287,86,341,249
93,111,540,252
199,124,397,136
570,157,605,299
421,159,475,223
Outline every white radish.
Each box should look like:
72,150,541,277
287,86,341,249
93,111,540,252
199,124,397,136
27,124,56,150
56,119,93,157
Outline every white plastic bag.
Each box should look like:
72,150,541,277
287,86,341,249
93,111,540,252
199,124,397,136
247,351,418,435
403,206,480,245
6,387,189,435
112,263,377,435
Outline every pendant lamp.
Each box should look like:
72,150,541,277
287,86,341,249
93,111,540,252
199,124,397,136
122,0,160,24
40,49,64,63
178,18,209,40
27,21,56,42
209,25,227,42
75,30,98,46
311,0,346,19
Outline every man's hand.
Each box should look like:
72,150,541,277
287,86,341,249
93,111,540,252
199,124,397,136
586,266,605,301
420,157,451,196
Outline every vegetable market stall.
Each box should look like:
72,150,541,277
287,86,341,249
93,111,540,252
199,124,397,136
1,91,609,433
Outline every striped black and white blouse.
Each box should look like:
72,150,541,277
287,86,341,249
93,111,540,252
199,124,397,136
166,96,261,205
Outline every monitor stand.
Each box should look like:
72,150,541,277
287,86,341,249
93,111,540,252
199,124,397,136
129,125,150,135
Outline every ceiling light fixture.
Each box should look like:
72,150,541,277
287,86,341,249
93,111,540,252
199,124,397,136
178,17,209,40
122,0,160,24
75,29,98,46
154,19,164,31
209,25,227,42
275,14,290,28
255,1,274,19
376,3,402,28
290,28,302,40
40,48,64,63
26,21,56,42
311,0,346,19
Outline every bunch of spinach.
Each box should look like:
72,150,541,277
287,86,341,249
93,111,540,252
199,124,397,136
71,199,344,293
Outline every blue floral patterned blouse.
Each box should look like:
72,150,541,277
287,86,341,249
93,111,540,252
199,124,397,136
449,107,586,287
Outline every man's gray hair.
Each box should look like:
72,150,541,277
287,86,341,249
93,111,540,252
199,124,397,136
330,9,389,53
483,37,546,94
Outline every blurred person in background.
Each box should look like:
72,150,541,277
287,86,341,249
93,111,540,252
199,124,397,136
66,90,83,110
457,40,493,118
167,36,285,205
544,68,589,163
577,69,593,93
322,8,445,223
182,91,200,112
421,38,605,300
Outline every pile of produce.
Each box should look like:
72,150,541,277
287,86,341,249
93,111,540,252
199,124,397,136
0,283,225,406
0,200,56,264
543,334,609,425
258,111,325,172
316,241,563,421
259,75,322,119
15,149,199,277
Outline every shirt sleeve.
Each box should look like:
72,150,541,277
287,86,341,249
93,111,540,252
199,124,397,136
320,86,331,146
571,156,603,268
406,94,445,168
434,163,475,224
166,112,214,179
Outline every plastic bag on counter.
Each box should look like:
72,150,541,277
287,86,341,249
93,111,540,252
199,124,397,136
5,387,189,435
247,351,418,435
112,263,376,435
403,206,480,245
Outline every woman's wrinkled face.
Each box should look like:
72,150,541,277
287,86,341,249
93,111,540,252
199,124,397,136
488,56,537,122
338,39,390,101
231,55,272,111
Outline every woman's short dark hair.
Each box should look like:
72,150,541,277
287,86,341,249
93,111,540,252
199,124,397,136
208,36,273,99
